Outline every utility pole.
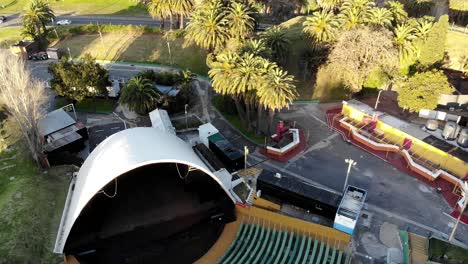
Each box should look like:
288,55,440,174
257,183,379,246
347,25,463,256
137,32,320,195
244,146,249,170
449,182,467,242
374,90,383,110
344,159,356,193
184,104,188,129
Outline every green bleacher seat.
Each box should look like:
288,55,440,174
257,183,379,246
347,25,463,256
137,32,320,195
293,234,307,264
307,240,319,264
221,223,255,264
265,230,283,264
273,230,291,264
321,244,330,264
217,223,246,264
279,231,294,264
301,237,313,264
231,224,260,263
336,251,343,264
329,248,337,264
344,254,351,264
314,241,325,264
287,233,303,264
253,225,274,264
243,222,266,263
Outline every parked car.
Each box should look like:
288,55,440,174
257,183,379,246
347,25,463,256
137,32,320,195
28,52,48,61
56,19,71,25
0,16,7,23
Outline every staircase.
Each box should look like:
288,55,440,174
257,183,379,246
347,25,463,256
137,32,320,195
409,233,428,264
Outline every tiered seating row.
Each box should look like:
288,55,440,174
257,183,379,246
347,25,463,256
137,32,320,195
217,223,351,264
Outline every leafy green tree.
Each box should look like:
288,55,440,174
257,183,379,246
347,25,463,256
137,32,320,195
22,0,55,39
418,15,448,67
396,70,453,112
185,0,228,51
226,1,255,40
327,27,398,93
303,10,339,43
385,0,408,25
366,8,393,28
119,77,160,114
260,26,291,62
48,55,110,102
257,67,298,133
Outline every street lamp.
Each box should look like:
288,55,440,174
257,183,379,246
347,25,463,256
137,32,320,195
184,104,188,129
374,90,383,110
449,181,467,242
244,146,249,170
344,159,356,193
67,47,72,60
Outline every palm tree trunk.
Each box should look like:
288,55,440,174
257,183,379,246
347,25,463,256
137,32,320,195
180,14,184,29
267,108,275,135
234,97,247,125
245,101,252,131
169,14,173,30
256,104,262,135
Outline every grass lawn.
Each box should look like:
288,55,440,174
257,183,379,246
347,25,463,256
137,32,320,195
0,145,71,263
75,98,116,113
450,0,468,10
55,97,116,113
446,30,468,70
212,96,265,145
428,237,468,263
53,31,209,75
0,27,24,42
0,0,148,16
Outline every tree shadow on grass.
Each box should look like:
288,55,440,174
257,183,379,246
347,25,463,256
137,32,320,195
112,4,148,17
116,33,209,75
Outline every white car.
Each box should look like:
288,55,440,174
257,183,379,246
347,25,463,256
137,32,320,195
56,19,71,25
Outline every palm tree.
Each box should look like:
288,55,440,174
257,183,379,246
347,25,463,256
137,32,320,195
414,19,433,40
393,23,417,62
338,8,364,30
257,67,298,133
119,77,160,114
185,0,228,51
366,8,393,28
303,10,339,43
241,39,270,58
173,0,194,29
338,0,374,29
225,1,255,40
340,0,375,13
260,26,291,62
385,0,408,25
22,0,55,38
316,0,343,10
148,0,173,30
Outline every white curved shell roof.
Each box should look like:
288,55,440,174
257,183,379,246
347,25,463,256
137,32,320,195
54,127,234,253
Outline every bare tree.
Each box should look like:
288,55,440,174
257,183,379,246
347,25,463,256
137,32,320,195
326,27,399,93
0,51,47,166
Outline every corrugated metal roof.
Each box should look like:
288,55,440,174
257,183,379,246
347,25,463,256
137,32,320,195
38,109,76,136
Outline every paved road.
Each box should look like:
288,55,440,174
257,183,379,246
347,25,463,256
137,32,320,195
0,14,162,28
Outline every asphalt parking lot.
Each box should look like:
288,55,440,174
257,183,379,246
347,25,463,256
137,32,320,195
88,123,126,152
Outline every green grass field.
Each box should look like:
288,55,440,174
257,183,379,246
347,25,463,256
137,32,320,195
446,29,468,70
53,30,209,74
0,0,148,16
0,145,70,262
450,0,468,10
